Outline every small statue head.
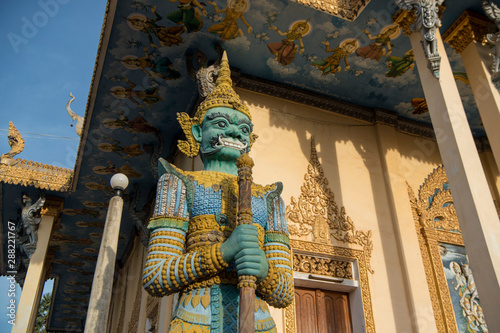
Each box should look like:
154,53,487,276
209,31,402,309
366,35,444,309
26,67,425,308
22,194,32,205
177,52,257,170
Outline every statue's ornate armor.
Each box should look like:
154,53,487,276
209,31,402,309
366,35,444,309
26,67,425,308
143,159,293,332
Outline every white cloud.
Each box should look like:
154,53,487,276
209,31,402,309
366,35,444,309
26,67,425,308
225,35,251,52
266,58,299,76
307,65,340,85
394,102,411,113
442,249,466,263
395,100,431,122
246,10,267,26
250,0,279,12
336,26,351,36
372,70,418,89
315,21,335,33
349,55,384,71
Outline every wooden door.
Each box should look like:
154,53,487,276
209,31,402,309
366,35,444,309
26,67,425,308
295,287,352,333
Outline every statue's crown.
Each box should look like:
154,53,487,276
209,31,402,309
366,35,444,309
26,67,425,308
194,51,251,121
177,51,252,157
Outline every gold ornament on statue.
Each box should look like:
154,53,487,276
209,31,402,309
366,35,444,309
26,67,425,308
177,51,256,157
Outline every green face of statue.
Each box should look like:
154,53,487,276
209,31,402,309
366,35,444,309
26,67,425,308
192,107,253,174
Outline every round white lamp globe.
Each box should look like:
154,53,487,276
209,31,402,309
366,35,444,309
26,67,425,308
110,173,129,190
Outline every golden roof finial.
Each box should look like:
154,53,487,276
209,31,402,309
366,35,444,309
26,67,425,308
1,121,25,165
177,51,252,157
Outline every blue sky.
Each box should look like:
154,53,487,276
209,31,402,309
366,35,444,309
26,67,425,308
1,0,107,169
1,0,107,331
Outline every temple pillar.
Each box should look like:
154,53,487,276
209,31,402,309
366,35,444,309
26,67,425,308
394,6,500,331
443,10,500,170
84,174,128,333
136,288,149,333
374,115,438,332
157,297,175,333
12,197,63,333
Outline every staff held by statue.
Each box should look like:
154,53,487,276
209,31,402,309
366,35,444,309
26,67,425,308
236,152,256,333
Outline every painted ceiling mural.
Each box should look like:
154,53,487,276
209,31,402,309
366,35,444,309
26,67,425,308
10,0,486,330
100,0,485,132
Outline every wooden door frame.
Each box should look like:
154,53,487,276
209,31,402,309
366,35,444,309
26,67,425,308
284,239,375,333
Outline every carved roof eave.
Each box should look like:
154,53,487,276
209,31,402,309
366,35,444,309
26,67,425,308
0,159,73,192
72,0,114,192
290,0,371,21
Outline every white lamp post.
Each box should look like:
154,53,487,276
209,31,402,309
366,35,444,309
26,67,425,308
84,173,128,333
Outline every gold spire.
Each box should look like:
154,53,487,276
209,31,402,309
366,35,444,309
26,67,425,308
194,51,251,121
177,51,252,157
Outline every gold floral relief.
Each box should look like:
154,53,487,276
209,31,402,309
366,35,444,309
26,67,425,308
287,137,374,273
442,10,490,54
292,253,352,279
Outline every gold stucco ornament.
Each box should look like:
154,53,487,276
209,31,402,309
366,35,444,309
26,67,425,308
177,51,254,157
1,121,25,165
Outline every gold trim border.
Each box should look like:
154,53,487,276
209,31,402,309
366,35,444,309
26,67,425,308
0,158,72,192
284,239,375,333
407,164,469,333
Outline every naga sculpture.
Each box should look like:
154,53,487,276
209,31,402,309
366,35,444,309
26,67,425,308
0,121,25,165
142,52,293,332
482,0,500,78
66,92,84,136
19,193,46,258
395,0,444,78
186,44,224,97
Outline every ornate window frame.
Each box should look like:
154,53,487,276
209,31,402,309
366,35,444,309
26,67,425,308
407,166,490,333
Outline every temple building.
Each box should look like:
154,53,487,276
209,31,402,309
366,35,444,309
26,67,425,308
2,0,500,332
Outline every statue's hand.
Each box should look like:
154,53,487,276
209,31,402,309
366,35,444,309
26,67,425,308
235,247,269,281
220,224,259,263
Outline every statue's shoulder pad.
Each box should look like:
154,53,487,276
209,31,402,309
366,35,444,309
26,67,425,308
158,158,191,184
263,181,283,197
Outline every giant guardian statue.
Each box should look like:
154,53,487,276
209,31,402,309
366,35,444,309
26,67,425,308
142,52,293,332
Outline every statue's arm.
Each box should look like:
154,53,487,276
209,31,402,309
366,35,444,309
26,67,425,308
143,225,229,296
142,173,229,296
257,195,294,308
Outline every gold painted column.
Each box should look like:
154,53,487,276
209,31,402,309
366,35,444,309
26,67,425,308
394,7,500,332
374,114,438,333
12,197,63,333
443,11,500,170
